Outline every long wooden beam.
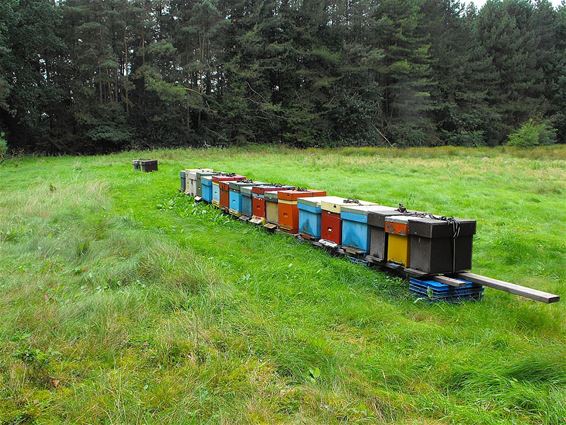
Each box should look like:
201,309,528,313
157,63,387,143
457,272,560,304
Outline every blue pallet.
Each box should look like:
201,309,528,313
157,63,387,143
409,277,483,302
298,203,322,239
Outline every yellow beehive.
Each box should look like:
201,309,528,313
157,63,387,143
385,216,410,266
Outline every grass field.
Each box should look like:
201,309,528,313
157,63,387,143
0,146,565,424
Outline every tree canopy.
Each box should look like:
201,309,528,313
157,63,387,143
0,0,564,153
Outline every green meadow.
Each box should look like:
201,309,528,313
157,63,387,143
0,146,565,424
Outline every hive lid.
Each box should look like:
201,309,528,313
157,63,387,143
367,210,408,227
187,168,213,178
229,180,267,191
264,191,280,202
251,185,295,195
385,215,411,224
408,216,476,238
196,170,219,177
320,198,376,213
341,205,397,216
202,175,215,182
298,196,343,208
278,190,326,201
241,185,270,195
212,174,246,182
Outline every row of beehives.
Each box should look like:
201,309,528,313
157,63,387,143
180,168,479,284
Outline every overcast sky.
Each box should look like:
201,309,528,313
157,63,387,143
470,0,563,7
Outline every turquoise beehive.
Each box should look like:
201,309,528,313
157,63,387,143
341,205,398,254
298,196,343,240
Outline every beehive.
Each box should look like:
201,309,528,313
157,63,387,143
140,160,158,172
298,196,343,240
187,168,214,196
367,209,408,261
251,186,294,223
320,199,376,245
265,191,280,225
385,216,411,266
340,205,398,254
278,190,326,233
133,159,142,170
179,170,186,192
196,170,219,198
212,174,246,207
201,175,217,203
409,278,483,302
229,181,267,216
408,217,476,274
212,182,221,206
241,184,269,219
219,181,232,210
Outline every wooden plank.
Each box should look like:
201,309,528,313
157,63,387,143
457,272,560,304
404,267,430,278
431,275,467,288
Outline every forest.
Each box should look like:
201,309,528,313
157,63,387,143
0,0,565,153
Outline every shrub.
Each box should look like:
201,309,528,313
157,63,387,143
0,132,7,160
507,120,557,147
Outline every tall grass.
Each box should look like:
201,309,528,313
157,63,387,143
0,146,564,423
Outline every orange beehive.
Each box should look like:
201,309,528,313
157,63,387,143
278,189,326,233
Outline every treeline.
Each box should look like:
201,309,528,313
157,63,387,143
0,0,565,153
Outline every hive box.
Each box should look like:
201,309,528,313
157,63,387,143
385,216,411,266
341,205,399,255
229,181,267,216
140,160,158,172
241,184,270,219
367,209,409,261
251,185,294,223
132,159,143,170
320,199,376,245
196,170,219,199
278,190,326,233
179,170,186,192
201,175,217,203
187,168,214,196
212,174,246,206
408,217,476,274
264,191,281,226
298,196,343,240
409,277,483,302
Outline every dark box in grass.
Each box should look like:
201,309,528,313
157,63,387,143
408,217,476,274
140,160,158,172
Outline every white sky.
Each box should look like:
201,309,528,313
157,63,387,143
469,0,563,7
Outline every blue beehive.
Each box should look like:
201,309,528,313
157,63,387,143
409,277,483,302
212,182,221,205
201,176,215,203
341,205,398,254
240,184,271,218
298,196,343,240
229,181,266,216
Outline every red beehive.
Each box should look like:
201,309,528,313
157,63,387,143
214,175,245,210
251,185,294,221
320,198,376,245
